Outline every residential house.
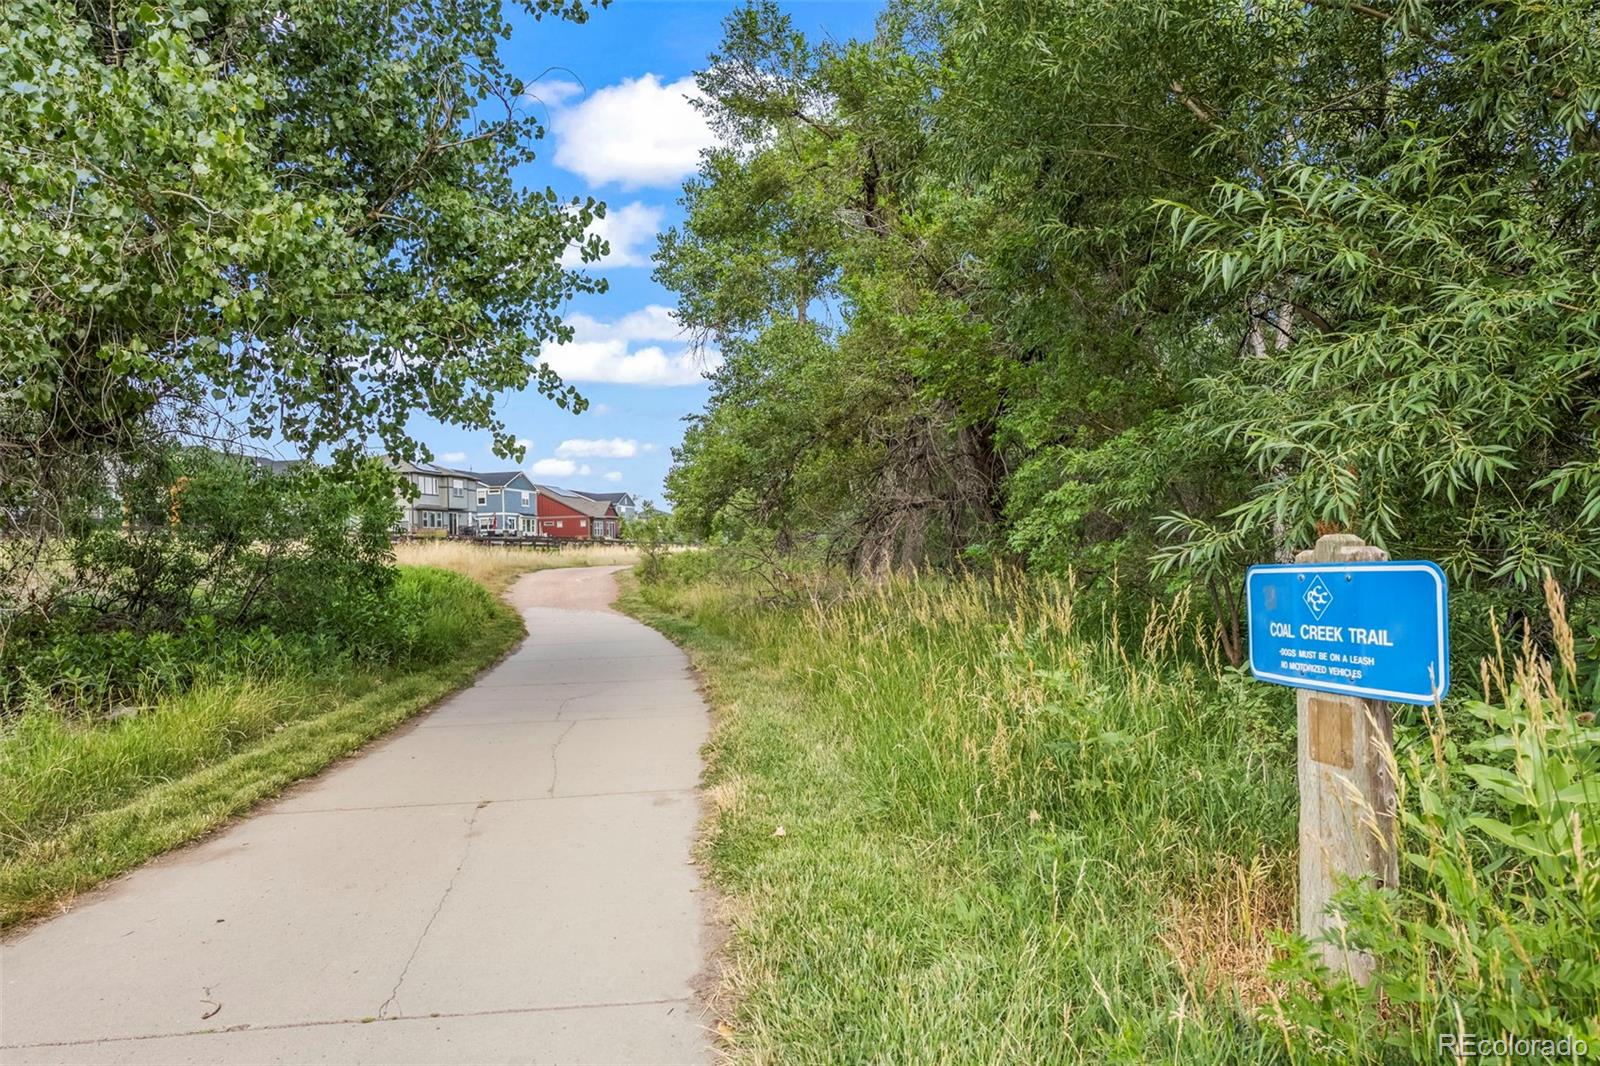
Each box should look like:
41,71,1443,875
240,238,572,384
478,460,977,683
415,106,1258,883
472,471,542,535
389,459,482,536
580,491,640,520
532,485,621,541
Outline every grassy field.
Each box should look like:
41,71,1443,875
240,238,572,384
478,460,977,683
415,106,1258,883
392,539,637,594
0,543,633,928
624,565,1301,1063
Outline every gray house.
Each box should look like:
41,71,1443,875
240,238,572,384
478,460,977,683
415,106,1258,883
581,491,640,520
389,459,483,535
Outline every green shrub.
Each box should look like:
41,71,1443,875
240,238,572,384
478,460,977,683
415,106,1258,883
625,505,677,582
387,565,510,666
1,448,402,713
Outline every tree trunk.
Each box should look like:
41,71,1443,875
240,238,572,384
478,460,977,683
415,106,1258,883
1249,293,1297,562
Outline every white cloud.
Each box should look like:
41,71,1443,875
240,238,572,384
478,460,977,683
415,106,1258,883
527,78,583,108
561,201,664,269
530,457,576,477
514,438,533,452
602,470,623,483
607,304,681,341
550,74,716,188
641,443,659,453
542,304,720,387
557,437,638,459
589,403,613,416
529,458,594,478
439,451,467,463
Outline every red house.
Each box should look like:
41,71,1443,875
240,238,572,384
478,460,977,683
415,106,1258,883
532,485,621,541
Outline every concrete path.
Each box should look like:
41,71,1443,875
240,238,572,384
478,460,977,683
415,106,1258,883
1,566,712,1065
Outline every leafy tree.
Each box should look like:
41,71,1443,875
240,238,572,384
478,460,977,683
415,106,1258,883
1156,0,1600,594
660,0,1600,640
659,3,1011,574
1,0,606,541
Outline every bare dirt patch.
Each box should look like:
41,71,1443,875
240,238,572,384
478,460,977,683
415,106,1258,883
504,564,631,613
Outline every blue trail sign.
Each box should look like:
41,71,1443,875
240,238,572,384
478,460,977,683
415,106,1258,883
1246,561,1449,705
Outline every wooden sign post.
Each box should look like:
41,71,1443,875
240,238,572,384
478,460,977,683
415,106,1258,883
1247,533,1448,983
1291,534,1397,983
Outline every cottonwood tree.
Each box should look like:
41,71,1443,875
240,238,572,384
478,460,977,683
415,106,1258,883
659,0,1600,646
660,2,1013,575
1,0,607,551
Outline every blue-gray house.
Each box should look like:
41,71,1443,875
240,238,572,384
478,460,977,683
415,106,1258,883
473,471,541,534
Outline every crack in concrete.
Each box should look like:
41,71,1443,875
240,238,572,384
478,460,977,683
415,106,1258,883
263,787,692,817
551,687,595,722
376,802,487,1019
546,721,579,796
1,997,698,1050
419,709,703,729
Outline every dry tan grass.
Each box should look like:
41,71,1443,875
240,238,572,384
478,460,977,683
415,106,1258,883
1160,852,1295,1009
392,540,638,594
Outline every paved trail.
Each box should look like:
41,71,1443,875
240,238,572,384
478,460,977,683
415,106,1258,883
1,565,712,1065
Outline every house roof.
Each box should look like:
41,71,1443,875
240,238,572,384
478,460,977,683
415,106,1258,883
386,457,472,479
531,484,614,518
247,456,301,476
475,470,535,489
434,466,485,486
582,491,636,505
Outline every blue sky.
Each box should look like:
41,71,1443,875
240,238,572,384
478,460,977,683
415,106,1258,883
398,1,883,505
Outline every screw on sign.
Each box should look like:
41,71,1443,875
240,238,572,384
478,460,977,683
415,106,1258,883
1244,533,1450,984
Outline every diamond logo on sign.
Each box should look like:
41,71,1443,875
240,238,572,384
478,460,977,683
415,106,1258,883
1303,575,1334,620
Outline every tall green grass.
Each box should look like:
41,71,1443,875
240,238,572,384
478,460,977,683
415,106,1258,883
0,566,521,926
625,560,1598,1063
627,566,1299,1063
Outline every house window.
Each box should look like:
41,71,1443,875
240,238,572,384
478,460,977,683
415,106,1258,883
578,519,587,528
477,490,487,506
522,516,537,533
556,520,563,529
416,475,438,495
451,479,464,498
